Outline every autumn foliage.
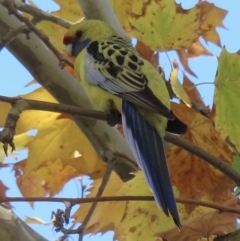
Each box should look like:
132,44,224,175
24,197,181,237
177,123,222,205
0,1,240,241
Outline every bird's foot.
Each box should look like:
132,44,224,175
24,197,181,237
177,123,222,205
106,99,122,127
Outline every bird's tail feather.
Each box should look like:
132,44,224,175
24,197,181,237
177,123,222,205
122,100,181,228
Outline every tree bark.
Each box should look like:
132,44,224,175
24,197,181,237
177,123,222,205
0,204,47,241
0,4,138,181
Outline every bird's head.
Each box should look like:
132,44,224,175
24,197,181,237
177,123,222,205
63,20,115,57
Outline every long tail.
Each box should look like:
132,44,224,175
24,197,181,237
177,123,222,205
122,100,181,228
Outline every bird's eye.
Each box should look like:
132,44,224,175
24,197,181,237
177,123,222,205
76,31,83,39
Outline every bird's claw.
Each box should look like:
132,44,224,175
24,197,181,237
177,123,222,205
107,100,122,127
3,141,15,156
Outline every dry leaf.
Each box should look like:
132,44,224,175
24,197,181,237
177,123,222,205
156,198,239,241
168,103,234,206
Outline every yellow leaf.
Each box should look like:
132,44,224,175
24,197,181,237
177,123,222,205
115,172,176,241
0,133,34,163
115,173,235,241
24,117,106,179
0,102,11,126
53,0,226,51
36,21,68,53
35,159,77,196
127,1,205,50
15,88,107,195
170,62,192,107
17,88,58,134
53,0,83,22
73,172,126,234
214,49,240,152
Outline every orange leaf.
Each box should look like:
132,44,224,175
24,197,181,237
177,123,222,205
177,39,212,76
135,40,159,69
168,103,234,208
17,174,46,206
0,180,11,208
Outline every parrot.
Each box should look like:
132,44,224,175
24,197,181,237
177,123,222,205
63,20,181,228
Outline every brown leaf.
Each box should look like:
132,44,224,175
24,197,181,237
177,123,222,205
136,40,159,69
0,181,11,208
168,103,234,209
156,198,239,241
177,39,212,76
17,174,46,206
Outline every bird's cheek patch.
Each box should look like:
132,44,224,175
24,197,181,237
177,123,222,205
64,44,73,56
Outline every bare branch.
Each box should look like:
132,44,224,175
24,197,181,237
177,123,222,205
0,24,27,51
0,4,138,182
2,0,74,68
15,1,72,29
0,95,111,121
0,94,239,186
165,132,240,186
1,196,240,215
78,151,115,241
77,0,129,41
0,95,121,154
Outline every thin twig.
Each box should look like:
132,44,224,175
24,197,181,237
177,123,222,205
164,132,240,187
15,1,72,29
186,82,215,91
0,96,110,122
1,196,240,215
2,0,74,68
78,151,115,241
0,95,239,186
0,24,27,51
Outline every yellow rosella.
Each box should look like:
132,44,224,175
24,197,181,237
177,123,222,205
63,20,181,227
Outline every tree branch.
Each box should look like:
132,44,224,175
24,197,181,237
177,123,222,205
0,3,138,182
0,95,111,122
1,196,240,215
0,24,27,51
15,1,72,29
0,95,239,186
77,0,129,41
78,151,115,241
165,133,240,187
0,203,48,241
2,0,74,68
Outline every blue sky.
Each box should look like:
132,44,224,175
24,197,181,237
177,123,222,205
0,0,240,240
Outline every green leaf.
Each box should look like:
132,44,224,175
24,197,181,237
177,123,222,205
214,48,240,151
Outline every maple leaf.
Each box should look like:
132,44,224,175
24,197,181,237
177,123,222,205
156,198,239,241
73,172,126,234
168,103,234,207
13,88,107,197
214,49,240,152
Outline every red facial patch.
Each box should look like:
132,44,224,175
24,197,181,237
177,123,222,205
63,36,75,45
